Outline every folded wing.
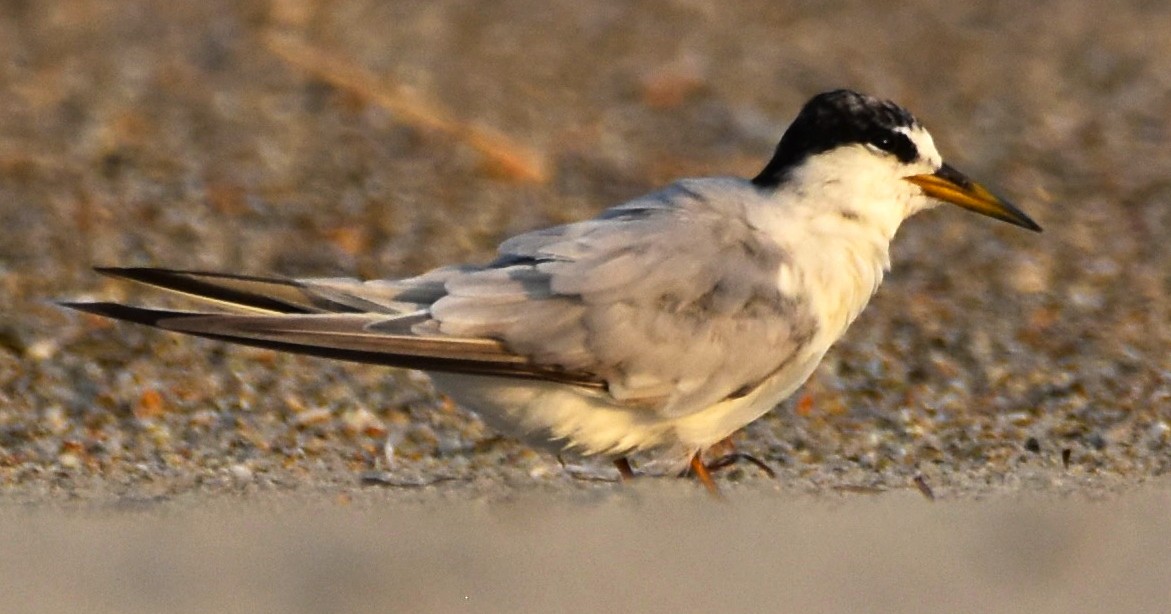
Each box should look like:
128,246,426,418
68,178,818,418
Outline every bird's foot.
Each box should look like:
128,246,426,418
681,449,777,497
703,452,777,479
608,451,775,497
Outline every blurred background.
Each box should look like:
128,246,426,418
1,2,1170,610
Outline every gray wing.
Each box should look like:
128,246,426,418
428,178,819,416
66,178,817,418
64,267,604,387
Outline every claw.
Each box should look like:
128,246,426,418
704,452,776,479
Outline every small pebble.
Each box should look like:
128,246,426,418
58,453,82,470
340,407,386,437
294,407,333,428
25,339,58,361
229,464,254,483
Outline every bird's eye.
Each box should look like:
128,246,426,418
869,132,917,163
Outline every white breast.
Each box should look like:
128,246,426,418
426,172,905,461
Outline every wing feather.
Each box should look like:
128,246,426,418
73,178,817,418
431,178,820,416
62,301,604,387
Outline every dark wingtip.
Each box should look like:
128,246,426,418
85,267,318,314
58,300,112,315
92,265,167,280
93,266,196,284
58,301,179,327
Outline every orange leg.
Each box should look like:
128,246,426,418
688,453,721,497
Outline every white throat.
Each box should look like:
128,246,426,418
747,141,939,345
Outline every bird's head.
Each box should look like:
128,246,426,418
753,89,1040,233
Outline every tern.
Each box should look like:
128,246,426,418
64,89,1041,494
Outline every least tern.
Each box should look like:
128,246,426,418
64,89,1040,493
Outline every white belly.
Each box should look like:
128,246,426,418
426,346,826,458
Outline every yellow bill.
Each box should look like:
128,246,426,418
905,163,1041,232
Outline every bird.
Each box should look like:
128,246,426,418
63,89,1040,494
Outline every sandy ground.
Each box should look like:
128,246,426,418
2,481,1171,613
2,0,1171,611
